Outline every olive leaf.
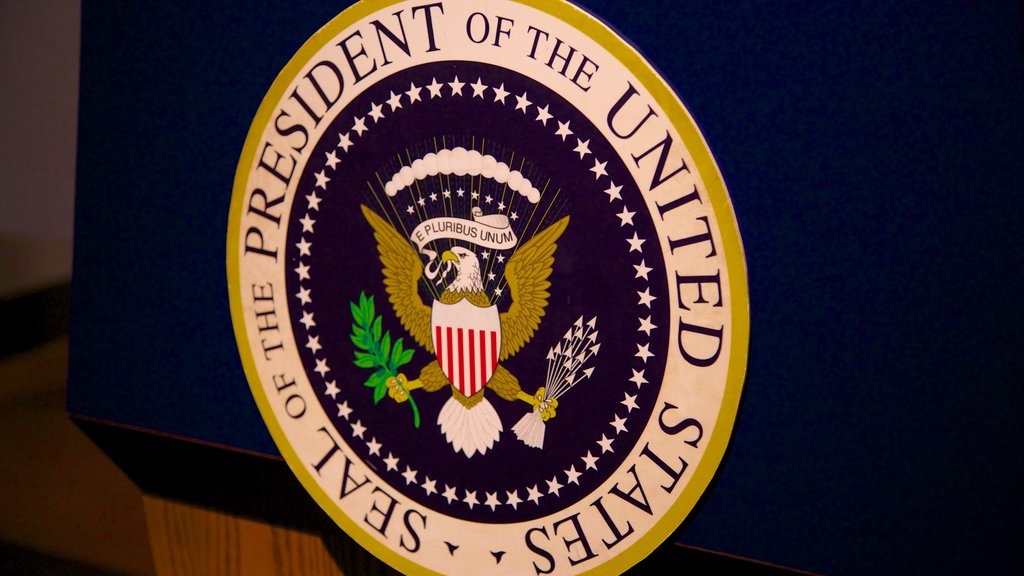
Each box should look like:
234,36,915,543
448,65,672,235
350,292,420,427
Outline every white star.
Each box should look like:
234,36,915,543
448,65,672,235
582,451,599,470
314,357,329,377
492,83,510,104
417,197,426,207
406,205,414,214
484,194,492,203
448,75,465,96
638,316,657,335
442,485,458,504
470,77,487,98
627,232,645,253
487,272,496,281
484,492,501,511
429,192,437,201
426,77,444,98
306,191,322,211
351,116,367,136
636,342,654,362
366,437,381,456
324,150,340,170
336,401,352,419
471,190,479,200
497,201,505,211
565,466,582,486
590,159,608,179
546,476,564,496
383,452,399,472
495,287,504,296
611,414,628,435
300,214,315,233
603,182,623,202
296,237,312,256
296,287,312,304
629,368,648,387
368,101,385,122
442,189,451,199
510,212,518,221
535,104,552,125
401,465,417,485
299,311,315,329
314,169,330,189
456,188,465,197
325,380,339,399
526,485,543,504
422,477,437,496
463,490,479,509
634,260,652,280
496,254,505,263
505,490,522,510
350,419,366,438
574,138,591,159
406,82,422,103
481,250,490,259
637,288,656,307
306,335,321,353
597,434,614,453
386,91,403,111
617,207,635,227
295,262,310,280
622,392,639,413
555,120,573,141
515,92,532,112
337,132,353,152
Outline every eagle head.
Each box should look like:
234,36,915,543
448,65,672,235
441,247,484,296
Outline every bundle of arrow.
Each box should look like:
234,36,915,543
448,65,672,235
513,316,601,449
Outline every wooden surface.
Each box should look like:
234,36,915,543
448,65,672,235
0,338,154,575
142,496,398,576
140,493,812,575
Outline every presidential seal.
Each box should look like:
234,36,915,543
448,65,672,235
228,1,748,574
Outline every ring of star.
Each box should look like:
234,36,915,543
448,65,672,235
290,72,661,512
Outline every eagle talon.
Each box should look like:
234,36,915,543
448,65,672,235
521,387,557,421
539,395,558,421
387,373,422,403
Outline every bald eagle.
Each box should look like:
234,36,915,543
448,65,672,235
361,205,565,457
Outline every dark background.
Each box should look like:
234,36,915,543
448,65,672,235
67,1,1024,574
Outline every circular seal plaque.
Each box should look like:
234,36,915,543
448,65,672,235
228,1,748,574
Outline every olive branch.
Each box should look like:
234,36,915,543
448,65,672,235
350,292,420,428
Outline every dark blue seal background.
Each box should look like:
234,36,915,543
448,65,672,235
285,62,668,523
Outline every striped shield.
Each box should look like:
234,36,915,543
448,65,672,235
431,299,501,397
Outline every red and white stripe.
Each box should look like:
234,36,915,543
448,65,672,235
434,325,499,397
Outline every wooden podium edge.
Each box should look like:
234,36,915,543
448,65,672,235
71,417,812,575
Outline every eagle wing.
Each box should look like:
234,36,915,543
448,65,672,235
361,205,433,353
500,215,570,360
